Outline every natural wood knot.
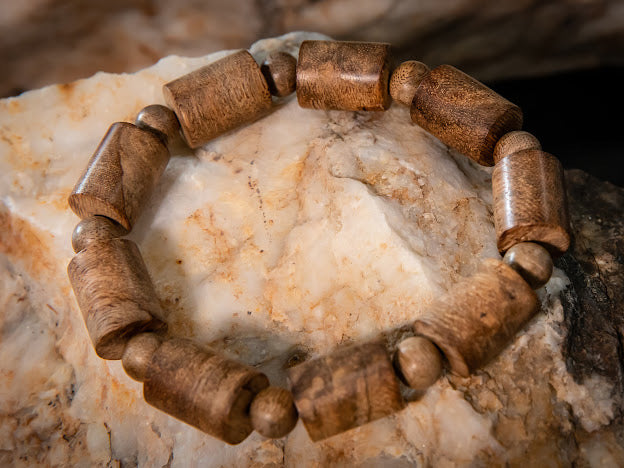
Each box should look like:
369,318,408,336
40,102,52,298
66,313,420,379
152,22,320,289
389,60,430,106
261,52,297,97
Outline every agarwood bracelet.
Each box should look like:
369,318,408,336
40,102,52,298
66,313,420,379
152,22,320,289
66,40,571,445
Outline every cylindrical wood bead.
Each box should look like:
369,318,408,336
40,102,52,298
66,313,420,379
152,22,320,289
261,51,297,97
287,342,404,442
413,258,539,377
122,332,162,382
296,40,392,111
68,122,170,231
503,242,553,289
163,50,271,148
143,338,269,445
71,215,128,253
389,60,430,106
250,386,298,439
492,149,571,256
393,336,443,390
135,104,181,146
493,130,541,164
67,238,167,360
410,65,523,166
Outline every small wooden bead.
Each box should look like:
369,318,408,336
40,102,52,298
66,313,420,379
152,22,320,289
493,131,541,164
389,60,430,106
261,52,297,97
163,50,271,148
492,149,571,256
393,336,443,390
67,238,167,360
250,386,298,439
121,332,162,382
68,122,170,231
413,258,539,377
135,104,181,146
503,242,554,289
410,65,523,166
143,338,269,445
71,215,127,253
296,40,392,111
287,342,403,441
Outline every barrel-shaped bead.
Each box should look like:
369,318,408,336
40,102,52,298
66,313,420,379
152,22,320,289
71,215,128,253
410,65,523,166
413,258,539,377
389,60,430,106
135,104,181,146
250,386,298,439
296,40,391,111
122,332,163,382
503,242,554,289
143,338,269,445
261,51,297,97
393,336,443,390
493,130,541,164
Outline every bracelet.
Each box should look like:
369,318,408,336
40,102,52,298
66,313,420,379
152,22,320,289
66,40,571,445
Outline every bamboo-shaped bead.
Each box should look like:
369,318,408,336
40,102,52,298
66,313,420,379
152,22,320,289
296,40,392,111
67,238,167,360
413,258,539,377
71,215,128,253
287,342,403,442
492,149,571,256
163,50,271,148
68,122,170,231
410,65,523,166
250,386,298,439
143,338,269,445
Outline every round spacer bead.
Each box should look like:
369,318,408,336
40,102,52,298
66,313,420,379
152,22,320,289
393,336,443,390
389,60,430,106
250,386,298,439
261,51,297,97
135,104,181,145
121,332,163,382
503,241,553,289
493,131,541,164
71,215,128,253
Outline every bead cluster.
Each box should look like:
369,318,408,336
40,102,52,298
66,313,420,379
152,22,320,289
67,40,570,444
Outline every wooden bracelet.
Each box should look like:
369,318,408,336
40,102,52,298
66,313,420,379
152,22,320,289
66,40,571,445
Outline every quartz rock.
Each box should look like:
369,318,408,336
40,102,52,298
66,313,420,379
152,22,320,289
0,32,622,466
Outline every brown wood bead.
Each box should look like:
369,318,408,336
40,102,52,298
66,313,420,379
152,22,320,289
493,130,541,164
492,149,571,256
393,336,443,390
67,238,167,360
287,342,404,442
68,122,170,231
71,215,128,253
143,338,269,445
389,60,430,106
410,64,523,166
413,258,539,377
250,386,298,439
163,50,271,148
261,51,297,97
135,104,181,146
296,40,392,111
503,242,554,289
122,332,162,382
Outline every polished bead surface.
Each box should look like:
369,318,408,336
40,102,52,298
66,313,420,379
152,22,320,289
121,332,162,382
71,215,128,253
135,104,180,145
261,51,297,97
389,60,430,106
493,130,541,164
503,242,553,289
394,336,443,390
250,386,298,439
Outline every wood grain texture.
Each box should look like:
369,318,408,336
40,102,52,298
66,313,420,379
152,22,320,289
389,60,430,106
493,130,541,164
296,40,391,111
287,341,404,442
393,336,443,390
71,215,128,253
503,241,553,289
67,238,167,360
68,122,170,231
250,386,298,439
493,149,571,256
163,50,271,149
410,64,523,166
122,332,163,382
135,104,181,146
413,258,539,377
143,338,269,445
261,51,297,97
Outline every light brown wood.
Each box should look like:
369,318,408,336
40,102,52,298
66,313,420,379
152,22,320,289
250,386,298,439
287,341,403,442
135,104,181,146
492,149,571,256
389,60,430,106
122,332,162,382
493,130,541,164
67,238,167,360
503,241,554,289
410,64,523,166
68,122,170,231
261,51,297,97
163,50,271,148
71,215,128,253
393,336,443,390
296,40,391,111
413,258,539,377
143,338,269,445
